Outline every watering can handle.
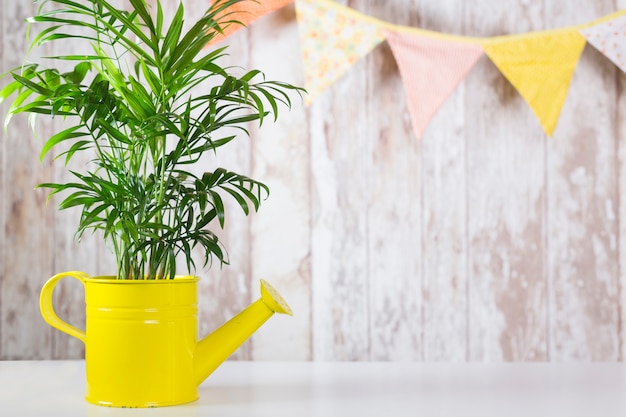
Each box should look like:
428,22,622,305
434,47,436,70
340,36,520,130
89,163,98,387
39,271,88,344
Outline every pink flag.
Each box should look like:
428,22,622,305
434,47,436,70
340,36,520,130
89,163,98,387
386,30,484,138
580,14,626,73
208,0,294,46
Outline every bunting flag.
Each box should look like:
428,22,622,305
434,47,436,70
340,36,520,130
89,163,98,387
208,0,294,45
209,0,626,139
386,30,484,138
295,0,386,104
580,14,626,72
483,31,587,136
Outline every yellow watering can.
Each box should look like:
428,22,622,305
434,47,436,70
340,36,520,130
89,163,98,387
39,272,292,408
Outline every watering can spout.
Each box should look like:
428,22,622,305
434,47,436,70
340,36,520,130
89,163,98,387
193,279,292,385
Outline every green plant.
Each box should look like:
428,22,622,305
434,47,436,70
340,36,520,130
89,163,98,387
0,0,304,280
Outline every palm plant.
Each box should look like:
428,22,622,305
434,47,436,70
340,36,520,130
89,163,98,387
0,0,304,280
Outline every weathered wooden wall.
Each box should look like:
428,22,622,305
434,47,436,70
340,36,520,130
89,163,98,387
1,0,625,361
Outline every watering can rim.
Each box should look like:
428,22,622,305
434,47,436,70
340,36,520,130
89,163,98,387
82,275,200,284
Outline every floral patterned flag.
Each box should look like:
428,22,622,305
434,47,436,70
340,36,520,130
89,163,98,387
295,0,386,105
484,30,586,136
580,14,626,73
208,0,294,45
386,30,484,138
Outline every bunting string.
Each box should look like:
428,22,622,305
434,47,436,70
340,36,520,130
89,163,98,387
212,0,626,138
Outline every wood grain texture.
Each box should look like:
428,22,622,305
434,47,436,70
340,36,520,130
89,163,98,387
365,1,423,361
309,70,371,359
413,0,469,362
1,0,625,362
465,0,548,361
247,5,312,360
0,0,6,360
618,0,626,364
0,0,56,359
310,1,371,360
546,1,621,361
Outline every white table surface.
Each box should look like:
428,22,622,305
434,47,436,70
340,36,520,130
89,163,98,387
1,360,626,416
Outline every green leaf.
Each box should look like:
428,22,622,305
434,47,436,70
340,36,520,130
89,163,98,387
42,55,107,61
12,73,53,96
209,190,226,228
221,187,250,215
59,193,99,210
62,140,93,165
162,2,184,58
64,62,92,84
40,126,87,161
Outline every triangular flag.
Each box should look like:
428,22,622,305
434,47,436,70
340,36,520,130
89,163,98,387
386,30,484,138
484,31,586,136
295,0,386,104
208,0,294,46
580,14,626,73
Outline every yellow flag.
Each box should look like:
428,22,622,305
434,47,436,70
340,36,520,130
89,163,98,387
484,31,586,136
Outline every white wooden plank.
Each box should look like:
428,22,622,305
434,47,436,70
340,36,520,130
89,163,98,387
412,0,470,362
465,0,548,361
545,1,620,360
309,89,371,360
247,5,312,361
309,1,372,360
618,0,626,363
363,1,423,361
0,0,6,361
0,0,55,359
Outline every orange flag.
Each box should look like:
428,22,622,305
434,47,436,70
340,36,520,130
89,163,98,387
208,0,294,45
386,30,484,138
